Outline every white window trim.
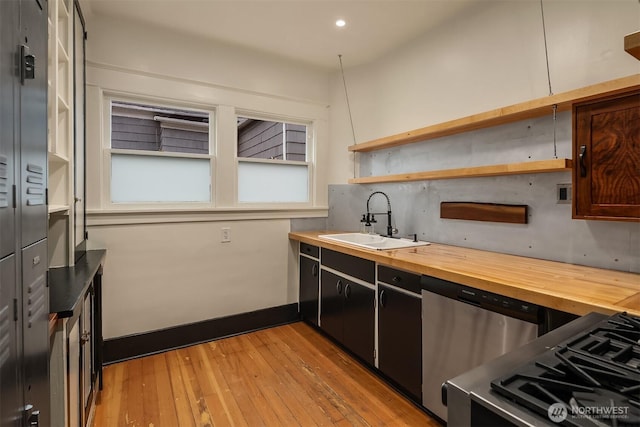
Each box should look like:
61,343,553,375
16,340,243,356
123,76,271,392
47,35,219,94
103,95,216,210
97,92,322,214
234,111,315,207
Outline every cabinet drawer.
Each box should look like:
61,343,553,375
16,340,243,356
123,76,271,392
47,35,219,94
300,243,319,259
321,249,375,284
378,265,421,295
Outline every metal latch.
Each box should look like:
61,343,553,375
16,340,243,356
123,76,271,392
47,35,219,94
20,45,36,83
24,404,40,426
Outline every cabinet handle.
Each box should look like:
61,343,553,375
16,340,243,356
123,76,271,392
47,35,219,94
344,283,351,299
392,276,401,283
380,289,386,308
336,280,343,295
579,145,587,177
311,264,318,277
80,332,91,345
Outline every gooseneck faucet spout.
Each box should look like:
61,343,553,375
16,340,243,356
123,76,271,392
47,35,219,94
366,191,394,237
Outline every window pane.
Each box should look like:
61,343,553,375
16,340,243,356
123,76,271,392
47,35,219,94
112,101,209,154
237,117,306,161
238,162,308,203
111,154,210,203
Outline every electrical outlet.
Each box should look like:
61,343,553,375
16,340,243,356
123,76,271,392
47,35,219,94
557,184,572,204
221,227,231,243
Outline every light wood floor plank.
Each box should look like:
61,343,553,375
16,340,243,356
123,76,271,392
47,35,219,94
93,322,440,427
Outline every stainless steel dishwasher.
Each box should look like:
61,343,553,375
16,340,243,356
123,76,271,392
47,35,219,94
420,275,542,422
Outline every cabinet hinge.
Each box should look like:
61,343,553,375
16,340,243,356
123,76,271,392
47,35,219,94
373,349,376,360
85,231,89,240
13,298,18,321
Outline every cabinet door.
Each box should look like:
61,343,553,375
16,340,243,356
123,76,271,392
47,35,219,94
21,240,49,425
0,255,20,427
0,0,16,260
19,0,48,247
68,319,81,427
81,291,93,418
378,284,422,401
573,91,640,220
299,256,319,326
342,281,374,366
320,270,344,342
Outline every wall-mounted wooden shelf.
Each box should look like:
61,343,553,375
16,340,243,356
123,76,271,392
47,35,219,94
48,204,70,215
348,75,640,153
348,158,572,184
625,31,640,60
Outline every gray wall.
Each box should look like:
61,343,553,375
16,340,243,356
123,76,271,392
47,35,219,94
325,112,640,273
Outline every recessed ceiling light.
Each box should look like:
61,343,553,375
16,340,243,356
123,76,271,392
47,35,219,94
335,19,346,28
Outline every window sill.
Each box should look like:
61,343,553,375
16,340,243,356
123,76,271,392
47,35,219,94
86,206,329,226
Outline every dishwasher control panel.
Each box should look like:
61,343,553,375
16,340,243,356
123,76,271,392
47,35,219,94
421,275,541,324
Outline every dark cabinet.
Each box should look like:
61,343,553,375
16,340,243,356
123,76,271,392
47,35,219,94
1,0,49,425
573,89,640,221
320,269,375,365
299,254,319,326
378,276,422,401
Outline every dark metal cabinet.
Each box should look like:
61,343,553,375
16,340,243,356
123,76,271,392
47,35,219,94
19,0,48,247
21,241,49,425
573,89,640,221
0,255,20,427
320,269,375,365
299,255,319,326
0,0,49,425
0,0,16,261
378,281,422,401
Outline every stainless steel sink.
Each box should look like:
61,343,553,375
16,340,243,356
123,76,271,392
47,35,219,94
318,233,430,251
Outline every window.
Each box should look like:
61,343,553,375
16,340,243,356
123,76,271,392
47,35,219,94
109,101,213,204
237,116,310,203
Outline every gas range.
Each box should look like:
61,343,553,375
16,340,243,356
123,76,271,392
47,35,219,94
491,312,640,426
445,312,640,427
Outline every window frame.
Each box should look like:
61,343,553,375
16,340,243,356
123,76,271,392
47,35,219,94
235,111,314,207
103,94,216,209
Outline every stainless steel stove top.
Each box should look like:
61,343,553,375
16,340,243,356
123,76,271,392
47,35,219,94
445,312,638,427
490,312,640,426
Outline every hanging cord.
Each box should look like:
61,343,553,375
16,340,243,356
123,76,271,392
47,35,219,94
540,0,553,96
552,104,558,159
338,54,358,179
540,0,557,158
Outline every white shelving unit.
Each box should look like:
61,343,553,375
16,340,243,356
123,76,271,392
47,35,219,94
48,0,75,267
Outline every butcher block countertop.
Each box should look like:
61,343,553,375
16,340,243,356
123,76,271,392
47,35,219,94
289,231,640,317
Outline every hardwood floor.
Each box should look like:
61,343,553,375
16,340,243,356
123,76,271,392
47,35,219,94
93,321,440,427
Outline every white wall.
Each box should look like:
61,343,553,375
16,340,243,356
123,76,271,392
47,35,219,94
328,0,640,184
83,15,331,339
90,220,294,339
325,0,639,273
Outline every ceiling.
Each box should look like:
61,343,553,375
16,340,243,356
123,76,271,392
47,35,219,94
81,0,477,70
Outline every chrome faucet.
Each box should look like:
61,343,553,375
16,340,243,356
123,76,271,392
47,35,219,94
364,191,395,237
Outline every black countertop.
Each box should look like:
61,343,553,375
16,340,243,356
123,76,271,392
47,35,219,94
49,250,106,319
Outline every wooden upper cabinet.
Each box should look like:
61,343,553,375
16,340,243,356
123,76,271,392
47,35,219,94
573,89,640,221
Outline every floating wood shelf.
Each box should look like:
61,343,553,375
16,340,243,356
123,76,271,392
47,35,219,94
348,75,640,153
48,151,69,164
348,159,572,184
48,204,70,215
625,32,640,60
